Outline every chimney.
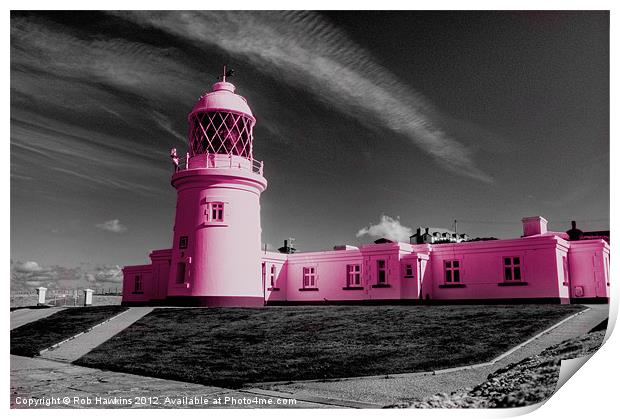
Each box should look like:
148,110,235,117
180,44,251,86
522,216,548,237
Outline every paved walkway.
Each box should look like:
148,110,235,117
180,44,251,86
39,307,154,362
10,355,328,409
11,308,65,330
250,305,609,406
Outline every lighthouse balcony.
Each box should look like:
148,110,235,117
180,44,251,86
176,153,264,175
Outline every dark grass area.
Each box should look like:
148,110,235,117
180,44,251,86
75,304,585,388
11,306,128,357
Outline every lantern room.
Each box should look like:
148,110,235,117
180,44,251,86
187,78,256,160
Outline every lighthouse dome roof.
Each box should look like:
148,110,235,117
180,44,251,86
189,81,254,120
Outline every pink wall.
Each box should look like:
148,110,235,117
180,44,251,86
149,249,172,301
568,240,610,299
124,232,609,306
427,236,569,302
261,251,288,302
122,265,152,303
261,243,428,303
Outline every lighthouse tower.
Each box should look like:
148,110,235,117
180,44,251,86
166,71,267,307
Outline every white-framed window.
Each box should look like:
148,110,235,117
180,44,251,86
302,267,316,288
377,260,387,284
346,264,361,287
503,257,521,281
134,275,142,292
270,264,277,287
444,260,461,283
210,202,224,222
404,263,414,278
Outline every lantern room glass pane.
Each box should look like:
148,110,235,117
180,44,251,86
189,111,253,159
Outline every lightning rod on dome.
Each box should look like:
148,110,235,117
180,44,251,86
219,64,235,82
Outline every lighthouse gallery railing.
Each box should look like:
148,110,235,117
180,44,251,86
176,153,264,176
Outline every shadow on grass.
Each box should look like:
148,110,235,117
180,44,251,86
75,304,586,389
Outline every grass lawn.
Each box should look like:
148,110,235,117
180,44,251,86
11,306,128,357
75,304,585,388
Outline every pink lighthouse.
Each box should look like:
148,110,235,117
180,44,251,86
165,71,267,307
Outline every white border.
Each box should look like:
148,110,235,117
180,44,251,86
4,2,616,418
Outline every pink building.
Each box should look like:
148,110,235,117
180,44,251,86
122,78,610,307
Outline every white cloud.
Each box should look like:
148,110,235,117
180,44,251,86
14,261,43,273
95,219,127,234
93,265,123,283
357,215,413,242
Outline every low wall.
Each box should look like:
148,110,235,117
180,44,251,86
10,294,122,308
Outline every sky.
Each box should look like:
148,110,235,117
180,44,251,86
10,11,609,290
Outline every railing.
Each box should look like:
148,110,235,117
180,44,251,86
175,153,264,175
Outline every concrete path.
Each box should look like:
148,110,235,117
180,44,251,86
11,355,328,409
39,307,154,363
11,308,65,330
250,304,609,406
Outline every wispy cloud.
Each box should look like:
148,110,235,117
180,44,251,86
95,219,127,234
357,214,413,242
10,16,193,198
118,11,493,183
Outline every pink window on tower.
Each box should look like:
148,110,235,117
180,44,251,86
444,260,461,283
210,203,224,222
134,275,142,292
404,263,414,278
302,267,316,289
503,257,521,281
179,235,188,249
346,264,361,287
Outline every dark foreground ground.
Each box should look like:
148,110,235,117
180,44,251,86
393,319,607,408
11,306,128,357
75,305,585,388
